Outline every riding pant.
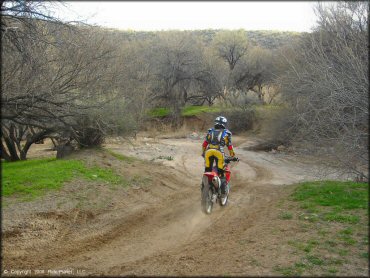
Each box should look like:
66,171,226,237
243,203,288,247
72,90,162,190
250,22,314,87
204,149,224,176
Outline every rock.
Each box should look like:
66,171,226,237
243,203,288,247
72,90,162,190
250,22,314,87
270,149,277,154
189,132,200,139
277,145,286,151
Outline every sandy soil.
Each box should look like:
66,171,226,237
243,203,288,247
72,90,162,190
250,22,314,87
2,135,366,276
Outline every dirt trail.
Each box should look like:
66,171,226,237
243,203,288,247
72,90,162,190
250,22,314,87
2,135,341,276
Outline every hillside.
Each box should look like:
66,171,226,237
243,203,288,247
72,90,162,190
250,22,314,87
102,28,304,49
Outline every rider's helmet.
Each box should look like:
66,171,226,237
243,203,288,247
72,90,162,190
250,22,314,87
214,116,227,129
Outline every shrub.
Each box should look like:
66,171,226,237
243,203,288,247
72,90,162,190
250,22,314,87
219,105,256,132
73,116,105,148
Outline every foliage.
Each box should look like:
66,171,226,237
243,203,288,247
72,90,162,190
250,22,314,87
246,30,304,49
72,115,106,148
104,29,301,50
2,1,367,174
218,106,257,132
1,2,281,153
212,29,248,71
1,2,119,161
97,99,139,137
276,2,368,179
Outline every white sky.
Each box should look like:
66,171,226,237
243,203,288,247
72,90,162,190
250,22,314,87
54,1,318,32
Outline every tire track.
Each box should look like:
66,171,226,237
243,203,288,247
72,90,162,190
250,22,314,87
3,136,315,275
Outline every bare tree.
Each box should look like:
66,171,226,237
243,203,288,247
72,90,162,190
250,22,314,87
1,3,118,161
149,31,219,126
212,30,248,71
278,1,368,179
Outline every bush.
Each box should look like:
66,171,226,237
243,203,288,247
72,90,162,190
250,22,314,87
275,2,369,179
99,99,139,137
73,116,105,148
260,106,297,144
219,106,256,132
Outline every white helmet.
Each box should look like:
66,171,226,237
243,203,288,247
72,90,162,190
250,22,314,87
214,116,227,129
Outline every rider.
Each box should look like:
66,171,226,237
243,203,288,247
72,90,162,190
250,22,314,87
202,116,236,196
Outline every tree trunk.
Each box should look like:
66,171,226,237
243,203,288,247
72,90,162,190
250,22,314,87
0,140,13,161
56,143,74,159
3,136,20,161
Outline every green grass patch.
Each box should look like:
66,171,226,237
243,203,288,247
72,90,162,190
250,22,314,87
148,105,225,118
323,212,360,224
274,265,305,276
292,181,368,224
181,105,222,116
288,239,319,253
337,233,357,245
305,255,324,266
324,240,338,247
339,227,353,235
275,180,368,276
148,107,171,117
105,149,135,163
327,267,338,274
318,229,329,236
360,252,368,259
129,174,152,186
2,158,124,198
292,181,368,210
337,249,349,256
279,211,293,220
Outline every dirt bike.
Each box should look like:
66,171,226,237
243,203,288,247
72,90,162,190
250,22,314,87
201,156,239,214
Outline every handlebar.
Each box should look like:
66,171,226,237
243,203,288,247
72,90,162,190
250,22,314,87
225,156,239,163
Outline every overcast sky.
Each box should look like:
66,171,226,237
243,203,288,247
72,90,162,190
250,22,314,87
54,1,318,32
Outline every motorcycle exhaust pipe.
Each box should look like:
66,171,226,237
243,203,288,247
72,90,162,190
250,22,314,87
212,176,220,188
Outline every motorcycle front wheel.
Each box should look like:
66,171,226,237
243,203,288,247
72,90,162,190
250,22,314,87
201,180,213,214
220,183,230,207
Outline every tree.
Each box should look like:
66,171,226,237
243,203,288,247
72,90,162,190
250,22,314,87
231,46,274,103
149,31,218,125
1,3,118,161
278,1,368,179
212,30,248,71
211,30,275,105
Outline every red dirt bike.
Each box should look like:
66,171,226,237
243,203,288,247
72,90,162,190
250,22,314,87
201,156,239,214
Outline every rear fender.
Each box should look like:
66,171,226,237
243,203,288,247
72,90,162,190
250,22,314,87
203,171,218,181
203,172,220,190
